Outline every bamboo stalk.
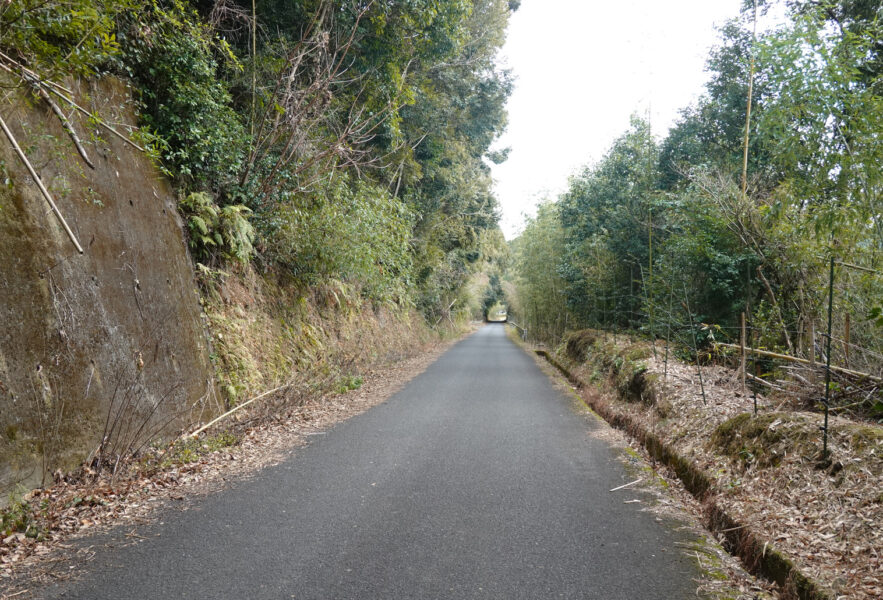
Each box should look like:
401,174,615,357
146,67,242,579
0,58,144,153
808,320,816,385
740,312,746,396
187,384,292,439
717,342,883,383
44,85,145,152
835,260,880,275
33,83,95,169
747,372,781,391
682,287,707,405
0,113,84,253
740,0,758,200
0,50,74,94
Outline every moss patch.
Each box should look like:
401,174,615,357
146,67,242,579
563,330,599,362
711,413,818,468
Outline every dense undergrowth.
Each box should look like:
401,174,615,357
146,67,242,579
198,263,444,408
0,0,513,323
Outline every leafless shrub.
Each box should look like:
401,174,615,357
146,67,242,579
240,0,404,203
208,0,254,37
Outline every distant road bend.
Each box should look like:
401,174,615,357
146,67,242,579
47,324,701,599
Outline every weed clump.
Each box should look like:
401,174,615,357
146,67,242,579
1,495,46,540
156,432,239,469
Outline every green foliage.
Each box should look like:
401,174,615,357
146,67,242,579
482,272,505,318
262,176,414,305
179,192,254,264
511,201,569,342
116,0,510,319
558,117,660,329
335,375,363,394
115,0,246,192
512,1,883,381
7,0,513,325
756,8,883,241
0,0,135,78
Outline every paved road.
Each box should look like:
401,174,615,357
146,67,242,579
45,325,700,599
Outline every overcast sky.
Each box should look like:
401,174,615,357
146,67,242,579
490,0,746,238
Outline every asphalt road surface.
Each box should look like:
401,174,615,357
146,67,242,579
45,324,701,599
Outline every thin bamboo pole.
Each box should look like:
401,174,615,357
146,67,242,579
740,312,747,396
716,343,882,383
664,287,672,383
187,384,291,439
0,58,144,152
822,257,834,456
33,83,94,169
0,113,84,253
251,0,257,140
808,321,816,385
682,286,707,406
740,0,758,199
648,207,656,359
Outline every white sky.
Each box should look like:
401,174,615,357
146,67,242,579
490,0,745,238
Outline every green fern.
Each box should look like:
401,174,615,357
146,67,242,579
178,192,254,264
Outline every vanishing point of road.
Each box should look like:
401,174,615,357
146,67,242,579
45,325,701,599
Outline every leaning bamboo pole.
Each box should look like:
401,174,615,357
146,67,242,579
716,342,883,383
187,384,292,439
0,113,84,253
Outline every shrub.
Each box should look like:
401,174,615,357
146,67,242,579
115,0,245,192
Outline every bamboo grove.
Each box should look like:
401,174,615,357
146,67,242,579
510,0,883,389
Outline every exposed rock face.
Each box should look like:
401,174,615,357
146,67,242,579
0,77,216,494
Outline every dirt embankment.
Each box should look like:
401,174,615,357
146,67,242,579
544,329,881,600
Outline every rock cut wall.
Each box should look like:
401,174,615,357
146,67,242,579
0,76,216,493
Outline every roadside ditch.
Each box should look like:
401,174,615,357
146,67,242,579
521,327,881,600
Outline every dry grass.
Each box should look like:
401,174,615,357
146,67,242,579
562,331,882,600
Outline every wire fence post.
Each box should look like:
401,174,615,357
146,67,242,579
740,312,747,397
682,285,707,406
664,288,672,383
821,256,835,457
640,265,657,359
745,260,757,415
753,360,758,416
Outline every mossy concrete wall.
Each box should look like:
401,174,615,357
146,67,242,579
0,77,216,494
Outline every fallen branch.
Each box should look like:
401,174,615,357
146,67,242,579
187,383,292,439
0,56,145,154
0,113,84,253
747,372,782,391
44,85,145,153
